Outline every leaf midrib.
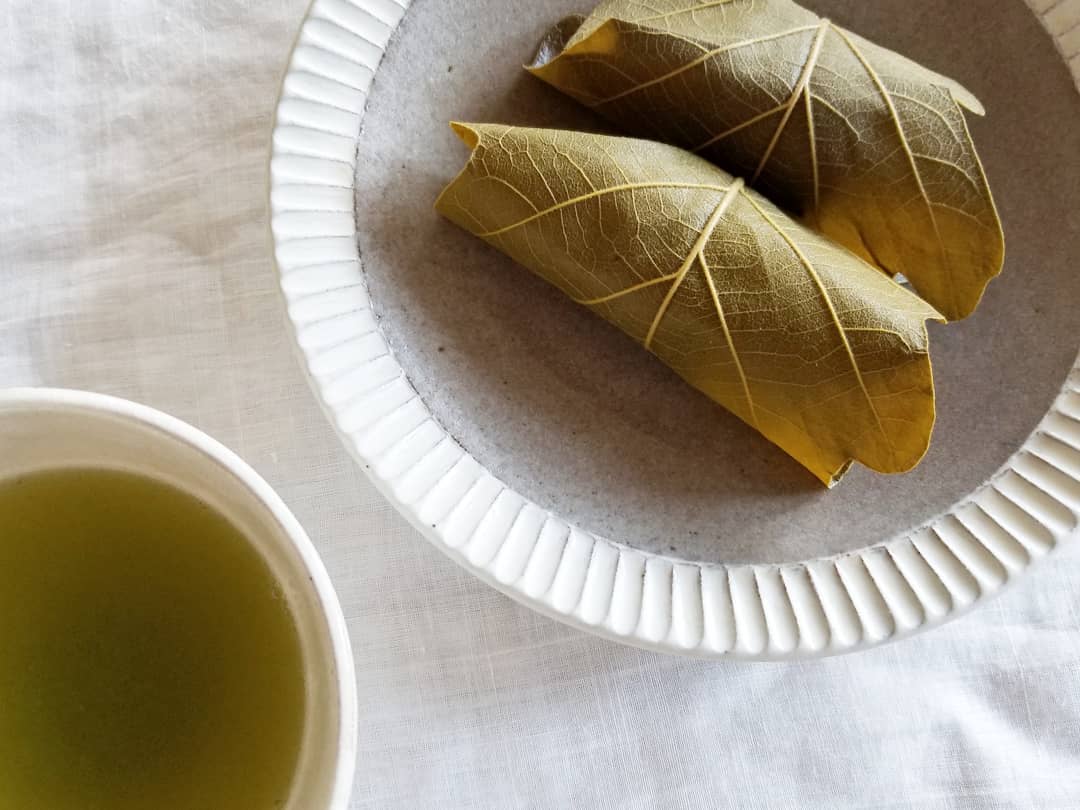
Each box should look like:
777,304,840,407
475,181,733,238
575,6,965,315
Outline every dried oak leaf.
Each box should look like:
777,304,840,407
436,124,943,485
529,0,1004,321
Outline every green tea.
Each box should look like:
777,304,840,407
0,468,307,810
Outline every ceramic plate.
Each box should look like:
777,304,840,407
270,0,1080,658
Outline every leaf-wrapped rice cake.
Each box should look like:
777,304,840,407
529,0,1004,321
437,124,943,485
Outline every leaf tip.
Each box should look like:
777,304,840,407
448,121,480,149
949,82,985,116
958,92,985,117
820,460,854,488
528,14,586,73
436,123,484,215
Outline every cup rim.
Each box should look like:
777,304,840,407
0,386,358,810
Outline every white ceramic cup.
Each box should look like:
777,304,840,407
0,387,357,810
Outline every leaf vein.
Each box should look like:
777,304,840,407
644,179,744,348
593,24,820,107
740,189,898,464
476,181,731,238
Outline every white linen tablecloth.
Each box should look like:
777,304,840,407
3,2,1080,807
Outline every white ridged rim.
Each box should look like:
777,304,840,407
269,0,1080,659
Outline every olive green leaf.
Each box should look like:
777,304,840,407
528,0,1004,321
436,124,943,485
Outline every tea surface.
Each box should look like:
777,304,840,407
0,468,306,810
